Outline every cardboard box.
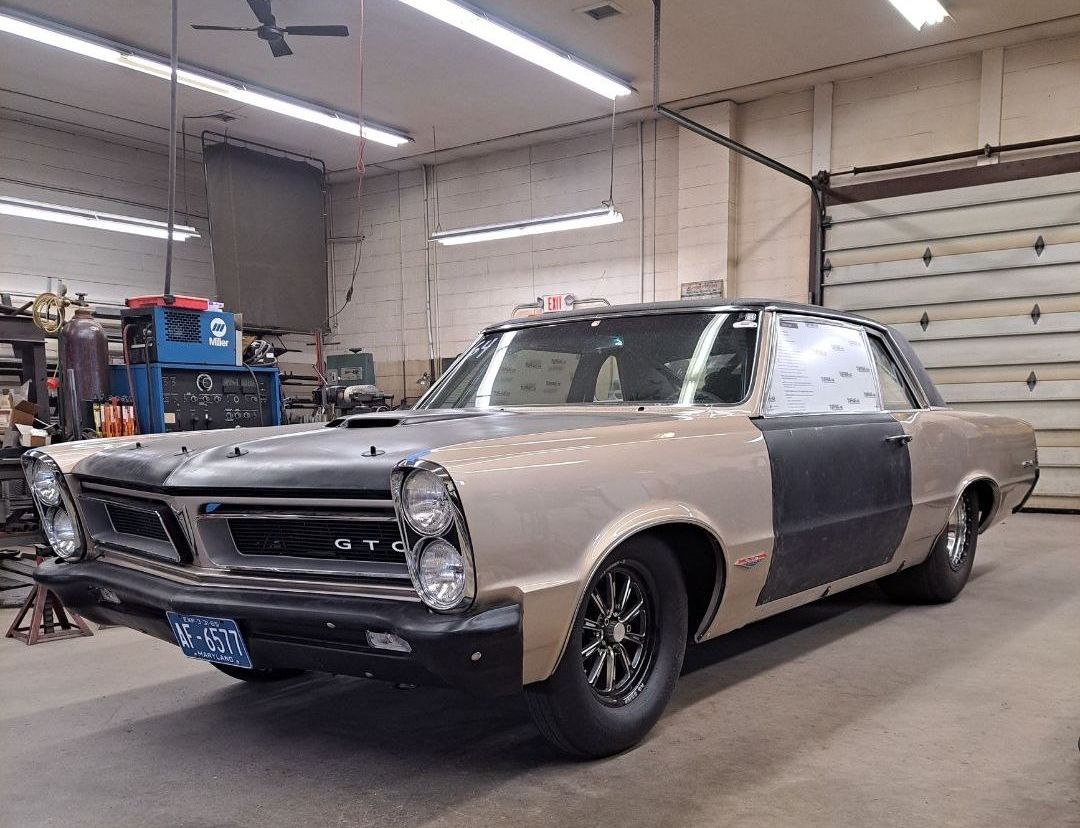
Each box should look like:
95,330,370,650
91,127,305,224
1,399,41,448
9,400,38,428
15,423,49,448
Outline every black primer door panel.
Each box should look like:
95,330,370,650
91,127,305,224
754,413,912,605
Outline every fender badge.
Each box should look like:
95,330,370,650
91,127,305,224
734,552,767,569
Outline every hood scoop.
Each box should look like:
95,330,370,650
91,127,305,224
329,410,502,429
333,417,403,429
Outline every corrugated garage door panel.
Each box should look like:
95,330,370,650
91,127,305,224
828,192,1080,250
828,241,1080,285
826,226,1080,269
824,166,1080,510
929,363,1080,384
910,330,1079,368
869,295,1080,326
826,264,1078,310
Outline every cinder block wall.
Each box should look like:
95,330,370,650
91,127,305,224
0,116,213,306
331,31,1080,401
3,30,1079,405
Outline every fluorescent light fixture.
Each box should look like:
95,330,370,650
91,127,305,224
431,206,623,245
392,0,631,99
0,196,201,241
0,10,411,147
885,0,948,30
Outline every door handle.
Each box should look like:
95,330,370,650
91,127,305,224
885,434,913,445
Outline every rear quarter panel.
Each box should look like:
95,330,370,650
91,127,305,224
897,408,1038,556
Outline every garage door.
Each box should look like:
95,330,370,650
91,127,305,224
822,162,1080,511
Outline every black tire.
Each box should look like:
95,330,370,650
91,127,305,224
211,663,305,683
879,488,980,604
525,535,687,758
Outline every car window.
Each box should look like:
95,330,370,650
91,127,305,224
485,348,582,407
593,355,623,402
868,334,918,410
764,314,881,416
420,312,757,408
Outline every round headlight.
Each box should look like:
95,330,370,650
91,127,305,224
30,460,62,507
402,469,454,535
416,539,466,610
43,505,83,560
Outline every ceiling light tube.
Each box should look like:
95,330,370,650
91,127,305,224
885,0,948,30
430,206,623,245
392,0,631,99
0,196,201,241
0,9,411,147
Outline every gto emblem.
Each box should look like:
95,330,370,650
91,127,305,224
333,538,409,553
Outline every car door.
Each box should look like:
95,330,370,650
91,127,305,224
753,312,913,605
867,330,976,562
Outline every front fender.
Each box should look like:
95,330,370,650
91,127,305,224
429,413,773,684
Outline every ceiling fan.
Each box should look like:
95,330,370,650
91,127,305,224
191,0,349,58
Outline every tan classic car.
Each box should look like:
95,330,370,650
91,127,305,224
27,299,1038,757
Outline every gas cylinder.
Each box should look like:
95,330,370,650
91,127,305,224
60,305,110,438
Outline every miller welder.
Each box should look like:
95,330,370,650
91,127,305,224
111,302,281,433
119,305,241,366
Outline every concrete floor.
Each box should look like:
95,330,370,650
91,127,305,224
1,512,1077,827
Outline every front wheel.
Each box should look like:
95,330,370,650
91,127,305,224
525,535,687,758
879,488,980,604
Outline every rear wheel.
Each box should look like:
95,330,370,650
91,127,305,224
525,535,687,758
211,663,305,683
879,488,980,604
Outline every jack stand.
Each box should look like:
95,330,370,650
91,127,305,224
5,561,92,645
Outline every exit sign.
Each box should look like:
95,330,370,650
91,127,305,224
542,294,575,313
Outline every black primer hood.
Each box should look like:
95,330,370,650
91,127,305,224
71,408,662,496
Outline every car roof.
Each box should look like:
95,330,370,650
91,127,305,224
482,297,878,333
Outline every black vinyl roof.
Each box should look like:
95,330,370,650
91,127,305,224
484,298,876,333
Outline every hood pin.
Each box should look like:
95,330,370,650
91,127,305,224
227,446,248,458
362,445,385,457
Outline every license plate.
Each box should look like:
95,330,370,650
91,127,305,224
166,611,252,669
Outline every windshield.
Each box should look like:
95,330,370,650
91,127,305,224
419,311,758,409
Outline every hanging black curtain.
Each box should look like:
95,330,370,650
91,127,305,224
203,141,327,330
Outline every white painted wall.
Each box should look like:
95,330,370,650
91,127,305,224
334,31,1079,400
831,54,982,173
1000,31,1080,144
734,89,815,302
2,29,1078,404
327,121,681,401
0,115,213,308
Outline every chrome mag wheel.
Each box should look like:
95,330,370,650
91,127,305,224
580,563,656,706
944,497,970,570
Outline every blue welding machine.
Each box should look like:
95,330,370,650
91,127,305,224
113,305,282,433
110,363,282,433
121,306,239,367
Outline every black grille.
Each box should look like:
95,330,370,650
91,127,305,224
106,503,170,541
228,517,405,563
163,310,201,343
